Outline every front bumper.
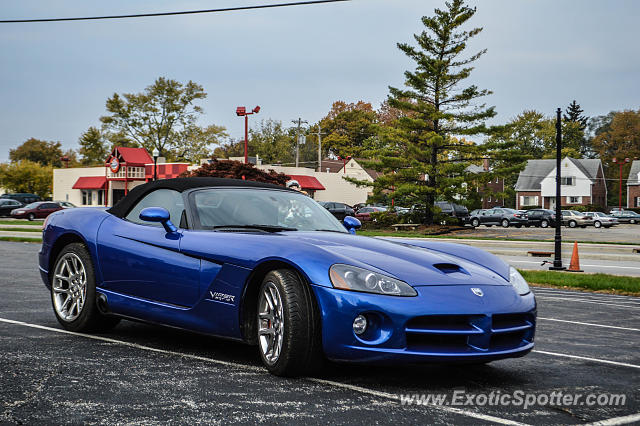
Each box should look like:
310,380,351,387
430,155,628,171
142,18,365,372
313,284,536,364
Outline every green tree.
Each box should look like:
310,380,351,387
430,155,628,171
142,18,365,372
0,160,52,197
358,0,496,224
319,101,378,158
78,127,109,165
249,119,295,164
563,100,590,157
563,100,588,129
100,77,209,159
178,124,228,163
9,138,64,167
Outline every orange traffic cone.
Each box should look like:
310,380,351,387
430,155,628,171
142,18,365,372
567,241,583,272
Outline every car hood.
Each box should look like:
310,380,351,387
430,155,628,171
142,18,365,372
291,232,510,287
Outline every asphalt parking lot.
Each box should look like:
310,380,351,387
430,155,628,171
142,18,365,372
455,223,640,245
1,241,638,425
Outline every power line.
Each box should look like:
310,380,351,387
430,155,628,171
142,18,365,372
0,0,351,24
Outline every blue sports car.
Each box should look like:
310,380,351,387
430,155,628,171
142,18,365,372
39,177,536,376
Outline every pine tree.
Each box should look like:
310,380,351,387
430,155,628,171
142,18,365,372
356,0,497,224
563,100,588,130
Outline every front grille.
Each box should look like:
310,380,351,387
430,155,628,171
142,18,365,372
405,312,535,353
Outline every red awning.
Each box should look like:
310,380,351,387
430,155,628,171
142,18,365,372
287,175,325,190
73,176,107,190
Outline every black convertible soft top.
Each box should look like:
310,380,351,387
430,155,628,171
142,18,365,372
108,177,292,218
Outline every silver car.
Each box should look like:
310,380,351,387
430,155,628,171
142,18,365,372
561,210,594,228
585,212,618,228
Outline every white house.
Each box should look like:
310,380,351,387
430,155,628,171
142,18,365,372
515,157,607,209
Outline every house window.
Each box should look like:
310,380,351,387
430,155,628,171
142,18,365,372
521,196,539,206
636,197,640,208
567,196,582,204
561,176,576,186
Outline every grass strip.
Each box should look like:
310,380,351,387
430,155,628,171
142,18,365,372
520,270,640,296
0,220,42,226
358,230,637,246
0,227,43,233
0,236,41,242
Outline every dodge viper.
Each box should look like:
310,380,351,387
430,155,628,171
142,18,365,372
39,177,536,376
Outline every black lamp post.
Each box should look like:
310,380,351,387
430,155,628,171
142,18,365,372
549,108,566,271
152,148,159,181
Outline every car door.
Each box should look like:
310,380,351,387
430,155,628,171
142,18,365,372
481,209,495,225
528,210,540,226
96,188,202,307
333,203,348,220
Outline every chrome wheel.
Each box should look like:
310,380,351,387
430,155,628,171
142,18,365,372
258,281,284,365
52,253,87,322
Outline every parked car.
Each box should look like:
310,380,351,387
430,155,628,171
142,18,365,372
561,210,593,228
0,199,24,217
354,206,388,222
434,201,469,225
10,201,63,220
585,212,618,228
39,177,536,376
55,201,77,209
468,208,528,228
524,209,557,228
0,193,41,204
318,201,355,220
610,210,640,224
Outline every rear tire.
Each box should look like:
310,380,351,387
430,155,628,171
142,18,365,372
51,243,120,332
257,269,323,376
594,221,602,228
568,220,577,228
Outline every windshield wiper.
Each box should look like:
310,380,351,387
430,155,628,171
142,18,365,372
312,229,348,233
212,224,297,233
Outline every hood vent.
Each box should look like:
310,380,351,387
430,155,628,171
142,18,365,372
433,263,467,275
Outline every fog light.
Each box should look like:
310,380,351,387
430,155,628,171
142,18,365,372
353,315,367,335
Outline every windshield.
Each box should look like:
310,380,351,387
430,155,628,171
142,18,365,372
23,202,41,209
190,188,348,233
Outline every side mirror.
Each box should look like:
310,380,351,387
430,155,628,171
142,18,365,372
139,207,178,233
343,216,362,235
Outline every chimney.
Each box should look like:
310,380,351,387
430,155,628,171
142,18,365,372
483,158,490,172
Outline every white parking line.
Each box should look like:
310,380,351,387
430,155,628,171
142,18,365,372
534,289,639,301
0,317,525,426
584,412,640,426
533,350,640,370
538,317,640,332
510,260,640,271
535,296,640,309
537,295,640,306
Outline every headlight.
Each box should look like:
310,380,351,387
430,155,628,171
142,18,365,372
15,210,25,214
329,264,417,296
509,266,530,295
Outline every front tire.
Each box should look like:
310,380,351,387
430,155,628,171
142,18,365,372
541,220,549,228
471,218,479,227
28,213,35,221
501,219,509,228
51,243,120,332
257,270,322,376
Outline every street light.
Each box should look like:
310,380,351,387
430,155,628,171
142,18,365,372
236,105,260,164
152,148,160,181
337,155,351,174
612,157,630,210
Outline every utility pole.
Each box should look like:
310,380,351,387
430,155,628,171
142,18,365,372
292,118,308,168
316,125,327,172
549,108,566,271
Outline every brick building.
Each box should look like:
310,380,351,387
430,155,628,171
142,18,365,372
627,160,640,208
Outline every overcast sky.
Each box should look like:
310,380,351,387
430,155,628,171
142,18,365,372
1,0,639,162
